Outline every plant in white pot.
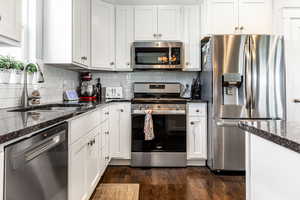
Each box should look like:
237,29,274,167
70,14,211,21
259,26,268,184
10,59,25,84
0,56,12,83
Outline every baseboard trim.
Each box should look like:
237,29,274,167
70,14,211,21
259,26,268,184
187,160,206,166
109,159,131,166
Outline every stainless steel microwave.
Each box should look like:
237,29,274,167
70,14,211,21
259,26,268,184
132,41,184,70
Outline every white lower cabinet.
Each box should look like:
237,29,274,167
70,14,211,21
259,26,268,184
109,103,131,160
186,103,207,164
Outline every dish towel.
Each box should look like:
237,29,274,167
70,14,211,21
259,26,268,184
144,110,155,141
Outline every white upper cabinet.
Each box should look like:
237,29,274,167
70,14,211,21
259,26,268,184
206,0,272,34
134,6,158,40
183,5,201,71
238,0,272,34
115,6,134,71
91,0,115,70
73,0,91,67
208,0,238,34
134,6,182,41
157,6,182,40
43,0,91,68
0,0,22,46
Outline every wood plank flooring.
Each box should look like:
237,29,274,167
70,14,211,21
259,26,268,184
94,166,245,200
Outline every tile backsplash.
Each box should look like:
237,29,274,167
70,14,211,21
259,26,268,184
92,71,199,99
0,65,79,108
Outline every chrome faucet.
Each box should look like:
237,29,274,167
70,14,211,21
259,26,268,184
21,64,45,108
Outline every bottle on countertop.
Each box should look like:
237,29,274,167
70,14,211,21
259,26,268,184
96,78,102,102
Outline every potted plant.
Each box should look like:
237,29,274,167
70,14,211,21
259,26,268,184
10,59,25,84
0,56,12,83
26,63,38,84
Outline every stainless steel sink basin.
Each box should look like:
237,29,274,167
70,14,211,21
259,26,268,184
8,104,85,113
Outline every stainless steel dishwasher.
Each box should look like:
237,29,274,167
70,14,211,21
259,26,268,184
4,122,68,200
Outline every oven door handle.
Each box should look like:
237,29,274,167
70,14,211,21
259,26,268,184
132,110,186,115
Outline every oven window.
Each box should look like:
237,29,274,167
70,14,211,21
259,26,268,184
170,48,181,65
135,48,170,65
132,115,186,152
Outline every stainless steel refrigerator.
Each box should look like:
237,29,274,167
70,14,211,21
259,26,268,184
200,35,286,171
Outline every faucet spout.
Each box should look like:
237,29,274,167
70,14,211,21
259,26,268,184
20,64,45,108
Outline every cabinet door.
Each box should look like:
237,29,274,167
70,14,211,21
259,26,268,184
115,6,134,71
239,0,272,34
69,138,87,200
157,6,182,40
0,0,22,43
85,128,100,193
110,103,131,159
73,0,91,66
91,0,115,70
283,9,300,121
134,6,158,40
187,117,207,160
207,0,239,34
183,6,200,71
102,119,110,166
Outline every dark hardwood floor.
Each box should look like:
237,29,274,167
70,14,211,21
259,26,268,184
99,166,245,200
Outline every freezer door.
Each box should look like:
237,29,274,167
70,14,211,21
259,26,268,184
208,120,245,171
212,35,251,119
250,35,286,119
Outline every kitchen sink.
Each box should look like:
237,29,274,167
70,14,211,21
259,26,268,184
8,103,86,113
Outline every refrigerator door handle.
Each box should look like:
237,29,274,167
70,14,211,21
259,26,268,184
244,37,252,111
250,37,256,110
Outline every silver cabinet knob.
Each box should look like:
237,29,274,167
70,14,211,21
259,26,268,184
196,109,200,113
126,62,130,66
158,33,162,37
105,112,109,115
240,26,244,30
234,27,239,31
186,62,190,66
81,56,87,60
105,156,110,160
110,62,115,65
105,131,109,135
120,109,124,112
191,122,195,125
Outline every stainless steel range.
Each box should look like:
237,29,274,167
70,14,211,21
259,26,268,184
131,82,188,167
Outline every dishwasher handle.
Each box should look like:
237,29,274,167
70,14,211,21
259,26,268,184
25,132,65,162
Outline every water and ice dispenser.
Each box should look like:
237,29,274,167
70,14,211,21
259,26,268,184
222,73,243,105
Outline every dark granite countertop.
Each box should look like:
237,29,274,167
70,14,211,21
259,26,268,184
239,120,300,154
0,99,131,146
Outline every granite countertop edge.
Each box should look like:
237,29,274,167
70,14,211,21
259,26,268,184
0,99,132,147
238,122,300,154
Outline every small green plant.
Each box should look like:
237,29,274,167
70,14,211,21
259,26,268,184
0,56,25,71
26,63,38,73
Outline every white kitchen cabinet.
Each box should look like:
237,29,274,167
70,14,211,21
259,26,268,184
246,132,300,200
102,118,111,166
109,103,131,160
282,8,300,122
134,6,182,41
207,0,238,34
91,0,115,70
157,6,182,40
183,6,201,71
115,6,134,71
206,0,272,34
187,103,207,162
73,0,91,67
69,136,87,200
85,128,100,195
43,0,90,68
0,0,22,46
134,6,158,40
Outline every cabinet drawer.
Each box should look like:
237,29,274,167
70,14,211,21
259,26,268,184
69,110,100,144
100,106,110,123
187,103,207,117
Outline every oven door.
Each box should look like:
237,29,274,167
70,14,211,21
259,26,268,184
132,112,186,153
